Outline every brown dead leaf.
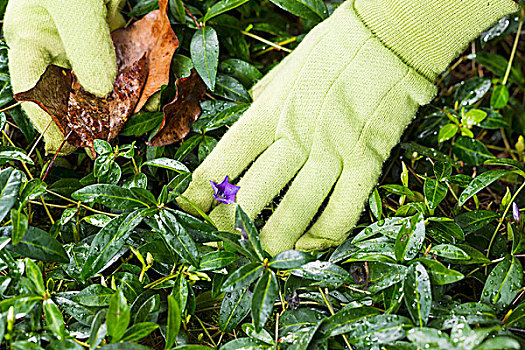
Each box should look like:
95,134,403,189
14,0,178,151
147,69,207,147
112,0,178,112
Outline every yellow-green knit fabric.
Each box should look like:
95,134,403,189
180,0,519,255
4,0,125,154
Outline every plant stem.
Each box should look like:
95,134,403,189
487,181,525,258
240,31,292,53
502,10,524,86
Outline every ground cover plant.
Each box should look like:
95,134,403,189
0,0,525,349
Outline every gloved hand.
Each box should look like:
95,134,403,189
180,0,519,255
4,0,126,154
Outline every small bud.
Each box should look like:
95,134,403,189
513,202,521,223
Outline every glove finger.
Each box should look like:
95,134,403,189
179,101,278,215
22,103,76,155
208,138,306,233
41,0,117,97
295,158,383,252
259,147,341,256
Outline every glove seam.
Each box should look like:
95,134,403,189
351,0,436,87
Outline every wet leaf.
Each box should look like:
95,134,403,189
191,26,219,91
424,178,448,210
107,289,130,342
481,254,522,311
454,210,498,235
458,169,510,206
252,270,278,331
0,167,22,223
403,263,431,326
219,286,252,332
453,136,494,166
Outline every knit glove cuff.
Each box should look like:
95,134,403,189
354,0,520,82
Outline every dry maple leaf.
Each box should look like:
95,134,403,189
147,69,207,147
14,0,178,152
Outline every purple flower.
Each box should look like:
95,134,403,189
513,202,521,223
210,176,240,205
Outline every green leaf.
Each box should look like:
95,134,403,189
169,0,186,24
165,295,181,350
438,123,458,143
406,328,453,348
10,208,28,245
505,303,525,328
191,26,219,91
219,58,262,88
2,225,69,263
415,258,464,285
366,262,408,293
252,270,278,331
479,108,508,129
174,135,202,161
0,147,34,164
171,54,193,78
454,210,498,235
341,314,413,347
198,135,217,162
106,289,130,343
268,250,314,269
129,0,158,16
140,158,189,173
167,172,192,202
453,136,494,166
121,322,159,343
484,158,525,173
214,74,251,102
472,52,525,87
429,244,470,260
221,263,264,292
268,0,328,22
81,210,146,279
203,0,250,22
289,261,350,284
0,167,22,222
478,337,520,350
369,187,382,220
454,77,491,107
20,178,47,204
235,205,265,262
73,285,114,307
89,310,107,350
43,299,67,340
25,258,45,296
404,263,431,326
219,286,252,333
8,107,35,142
199,251,237,271
491,85,509,109
458,169,510,206
426,219,465,244
481,254,522,311
461,109,487,127
120,112,163,136
159,210,200,267
72,184,151,209
380,184,414,196
423,178,448,210
317,306,380,337
192,103,248,133
394,214,425,262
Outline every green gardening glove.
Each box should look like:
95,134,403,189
4,0,126,154
181,0,520,256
